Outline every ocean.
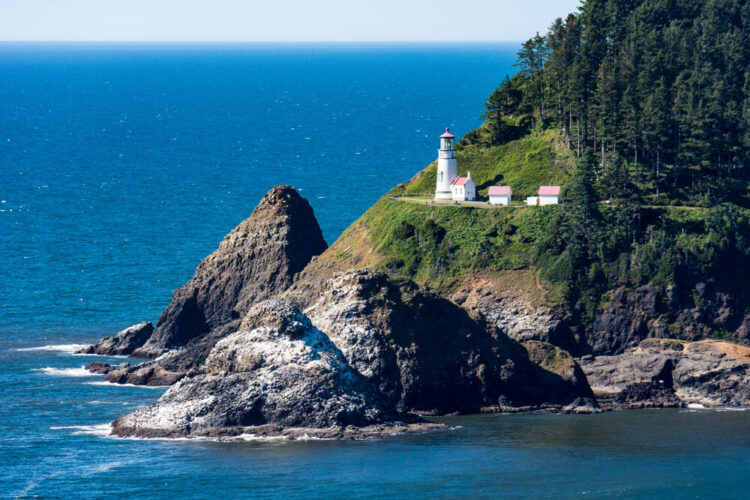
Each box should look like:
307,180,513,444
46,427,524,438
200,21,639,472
2,43,749,498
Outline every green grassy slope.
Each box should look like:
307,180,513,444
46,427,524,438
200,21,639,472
392,129,575,199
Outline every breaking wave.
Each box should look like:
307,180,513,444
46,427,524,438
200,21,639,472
34,366,97,377
84,380,169,389
49,424,112,437
16,344,88,353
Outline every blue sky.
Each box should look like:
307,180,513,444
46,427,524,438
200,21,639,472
1,0,582,42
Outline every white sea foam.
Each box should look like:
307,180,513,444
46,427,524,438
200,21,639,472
84,380,169,389
235,433,291,442
88,461,124,473
34,366,97,377
16,343,88,353
71,351,128,358
50,424,113,437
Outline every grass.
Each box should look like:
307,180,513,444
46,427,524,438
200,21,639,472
320,125,749,334
394,129,575,199
330,197,565,300
523,340,575,376
320,129,576,303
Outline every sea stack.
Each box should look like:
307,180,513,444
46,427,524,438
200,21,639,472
131,185,328,358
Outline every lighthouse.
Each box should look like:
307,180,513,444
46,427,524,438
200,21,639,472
435,128,458,200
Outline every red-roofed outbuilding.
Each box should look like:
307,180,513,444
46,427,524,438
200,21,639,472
489,185,512,206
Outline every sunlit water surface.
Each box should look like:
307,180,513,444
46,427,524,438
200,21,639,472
2,43,749,498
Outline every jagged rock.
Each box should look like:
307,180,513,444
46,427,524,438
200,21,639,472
735,314,750,345
580,338,750,407
131,186,327,358
590,283,745,356
522,340,594,403
85,361,114,374
286,269,592,414
562,397,601,414
589,286,658,355
449,272,581,354
75,322,153,356
111,300,434,439
105,363,185,386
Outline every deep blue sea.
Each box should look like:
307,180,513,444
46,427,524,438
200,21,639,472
2,43,749,498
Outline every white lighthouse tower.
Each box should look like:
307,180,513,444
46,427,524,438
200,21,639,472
435,128,458,200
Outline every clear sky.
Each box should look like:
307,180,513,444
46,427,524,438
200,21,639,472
1,0,582,42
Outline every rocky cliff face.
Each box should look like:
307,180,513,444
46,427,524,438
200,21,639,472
112,271,596,439
580,338,750,408
112,300,439,439
131,185,327,358
449,272,582,354
589,282,748,356
86,181,750,440
285,269,592,413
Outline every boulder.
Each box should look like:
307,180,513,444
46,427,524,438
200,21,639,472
85,361,115,374
105,363,185,386
75,322,153,356
735,314,750,345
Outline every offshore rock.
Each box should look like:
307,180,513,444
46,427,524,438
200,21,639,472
131,186,327,358
580,338,750,408
111,300,434,439
85,361,116,374
75,322,154,356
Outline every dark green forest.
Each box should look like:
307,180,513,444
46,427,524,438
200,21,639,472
462,0,750,326
469,0,749,207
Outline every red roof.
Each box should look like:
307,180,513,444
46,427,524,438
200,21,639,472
539,185,561,196
489,186,511,196
451,177,469,186
440,127,455,139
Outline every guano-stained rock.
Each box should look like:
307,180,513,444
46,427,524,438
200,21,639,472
112,300,433,439
287,269,593,414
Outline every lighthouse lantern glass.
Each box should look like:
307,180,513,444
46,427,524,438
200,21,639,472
441,137,453,150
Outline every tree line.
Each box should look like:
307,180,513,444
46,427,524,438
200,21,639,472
479,0,750,207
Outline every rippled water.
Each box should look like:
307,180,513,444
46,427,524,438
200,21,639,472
2,43,749,498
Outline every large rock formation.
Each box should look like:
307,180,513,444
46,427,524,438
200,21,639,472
112,300,437,439
76,322,154,356
580,338,750,408
285,269,593,413
131,185,327,358
111,270,598,439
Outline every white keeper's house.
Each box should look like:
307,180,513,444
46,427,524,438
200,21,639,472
538,185,561,205
434,128,476,202
451,172,476,201
489,185,512,206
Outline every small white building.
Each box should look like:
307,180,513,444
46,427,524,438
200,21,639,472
538,186,561,205
526,196,539,206
451,171,476,201
488,185,512,206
